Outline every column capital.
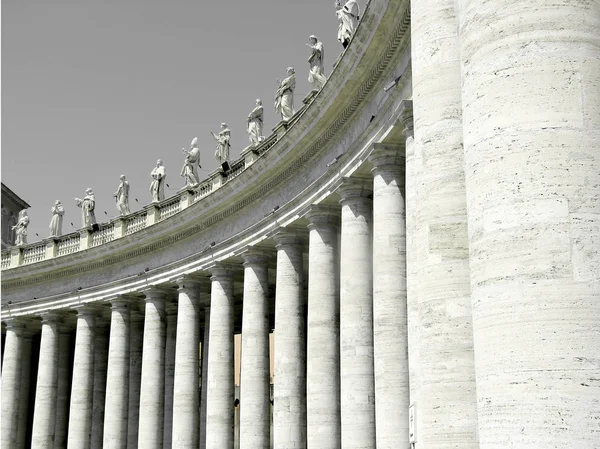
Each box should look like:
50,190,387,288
2,317,28,332
398,100,413,139
272,227,305,249
142,286,170,302
111,295,132,311
39,310,64,325
176,274,209,295
208,262,235,283
241,246,273,266
368,143,405,174
304,204,341,230
337,177,373,205
73,304,102,318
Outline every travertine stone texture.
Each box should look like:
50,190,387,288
138,289,167,449
206,266,235,449
67,309,96,449
163,303,178,449
240,249,272,449
172,277,204,449
103,299,131,449
369,144,410,449
1,321,26,449
127,312,144,449
91,321,109,449
18,331,33,449
305,206,341,449
273,230,306,449
459,1,600,447
199,306,211,449
54,328,72,449
338,179,376,449
32,313,61,448
411,0,479,446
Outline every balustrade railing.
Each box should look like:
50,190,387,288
57,234,81,256
91,223,115,247
194,181,213,202
22,243,46,265
225,159,246,181
159,197,181,221
1,251,11,270
126,212,147,235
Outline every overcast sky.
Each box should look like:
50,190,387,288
2,0,348,241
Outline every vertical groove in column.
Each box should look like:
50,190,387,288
32,312,61,448
199,306,211,449
206,265,235,449
139,288,167,449
104,298,131,449
411,0,479,446
338,178,375,449
240,249,271,449
1,320,26,449
17,332,33,449
54,327,72,449
305,206,341,449
172,276,203,449
459,1,600,447
163,303,178,449
127,312,144,449
273,229,306,449
91,320,109,449
369,143,410,449
67,308,96,449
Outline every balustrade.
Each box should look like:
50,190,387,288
22,243,46,265
91,223,115,247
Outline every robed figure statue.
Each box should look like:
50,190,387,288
49,200,64,237
75,188,97,229
210,123,231,168
150,159,166,202
12,209,29,246
335,0,360,48
247,99,265,146
181,137,201,187
307,35,326,90
275,67,296,122
114,175,131,215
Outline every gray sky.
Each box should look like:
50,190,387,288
2,0,346,241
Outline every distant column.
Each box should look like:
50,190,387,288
91,320,109,449
199,306,211,449
54,326,72,449
127,311,144,449
18,329,33,449
163,303,178,449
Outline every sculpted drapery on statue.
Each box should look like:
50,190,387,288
113,175,131,216
211,124,231,166
181,137,201,188
12,209,29,246
275,67,296,122
335,0,360,48
247,99,265,146
49,201,64,237
74,188,97,229
150,159,166,202
307,35,326,90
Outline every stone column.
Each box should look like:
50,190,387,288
172,276,203,449
32,312,61,448
368,143,410,448
272,229,306,449
206,265,235,449
199,306,211,449
138,288,167,449
163,303,178,449
103,298,131,449
18,330,33,449
459,2,600,447
91,320,109,449
305,205,341,449
1,319,27,449
54,326,72,449
127,311,144,449
239,248,271,449
67,308,96,449
411,0,479,446
338,178,375,449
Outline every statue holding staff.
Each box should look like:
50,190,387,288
74,188,97,229
150,159,166,202
113,175,131,215
49,200,64,237
307,35,326,90
181,137,201,187
12,209,29,246
275,67,296,122
210,123,231,166
247,99,264,146
335,0,360,49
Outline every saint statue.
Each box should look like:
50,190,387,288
150,159,166,202
75,188,97,229
335,0,360,48
210,124,231,166
49,200,64,238
307,35,326,90
113,175,131,215
275,67,296,122
247,99,265,146
12,209,29,246
181,137,201,187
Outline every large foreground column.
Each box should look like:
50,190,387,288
369,144,410,448
411,0,479,446
199,306,211,449
206,265,235,449
273,230,306,449
459,2,600,447
91,320,109,449
163,303,178,449
127,312,144,449
305,205,341,449
240,249,271,449
54,327,72,449
338,178,375,449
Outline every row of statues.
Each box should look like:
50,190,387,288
9,1,361,246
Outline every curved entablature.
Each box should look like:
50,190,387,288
1,0,412,310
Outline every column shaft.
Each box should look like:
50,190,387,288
127,313,144,449
199,306,211,449
1,322,26,449
54,329,71,449
91,323,108,449
163,304,178,449
17,333,33,449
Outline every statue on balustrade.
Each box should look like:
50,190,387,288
335,0,360,49
49,200,64,237
12,209,29,246
150,159,166,202
307,35,326,90
180,137,201,188
247,99,265,146
113,175,131,215
210,123,231,169
74,188,97,229
275,67,296,122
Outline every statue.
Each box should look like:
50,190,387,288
49,201,64,237
247,99,264,146
210,124,231,166
113,175,131,215
307,35,326,90
150,159,166,202
74,188,97,229
180,137,201,188
12,209,29,246
335,0,360,49
275,67,296,122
